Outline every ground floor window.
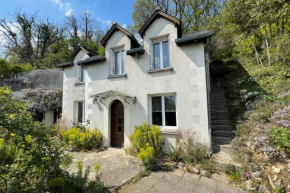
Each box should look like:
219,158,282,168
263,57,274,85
151,94,176,127
75,101,85,123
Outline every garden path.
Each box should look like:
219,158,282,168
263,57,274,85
67,148,142,190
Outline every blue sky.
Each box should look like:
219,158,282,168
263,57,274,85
0,0,135,29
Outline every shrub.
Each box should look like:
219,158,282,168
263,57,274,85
0,87,105,192
271,126,290,154
178,131,210,164
61,127,103,151
129,123,164,170
47,161,105,193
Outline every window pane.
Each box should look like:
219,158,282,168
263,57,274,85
162,41,169,68
121,50,125,74
152,96,162,125
118,126,122,132
153,43,160,69
115,51,120,74
165,96,176,126
80,67,84,82
78,102,83,123
165,95,176,111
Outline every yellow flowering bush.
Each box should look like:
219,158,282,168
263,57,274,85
129,123,164,170
61,127,103,151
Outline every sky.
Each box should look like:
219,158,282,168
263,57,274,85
0,0,135,29
0,0,136,57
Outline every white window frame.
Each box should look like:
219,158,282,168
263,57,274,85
111,46,125,75
150,35,170,70
149,93,177,129
75,101,85,123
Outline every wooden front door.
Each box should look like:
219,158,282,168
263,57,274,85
111,100,124,147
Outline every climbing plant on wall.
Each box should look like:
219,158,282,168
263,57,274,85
22,88,62,113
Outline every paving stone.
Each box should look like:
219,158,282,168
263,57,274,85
66,148,142,190
172,169,185,177
211,173,229,184
216,183,242,193
150,181,176,193
193,177,218,193
172,175,199,192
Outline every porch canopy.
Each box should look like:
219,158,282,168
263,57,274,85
91,90,137,105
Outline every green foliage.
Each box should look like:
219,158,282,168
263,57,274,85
129,123,164,170
137,144,160,170
132,0,222,33
61,127,103,151
178,132,210,164
0,138,16,167
271,126,290,153
0,87,105,192
47,162,105,193
0,59,32,79
200,160,216,173
225,164,242,183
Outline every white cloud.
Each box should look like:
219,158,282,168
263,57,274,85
97,17,113,26
122,24,128,29
48,0,73,16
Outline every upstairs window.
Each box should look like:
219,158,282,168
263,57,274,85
77,65,85,83
152,37,169,70
111,46,125,75
151,94,176,127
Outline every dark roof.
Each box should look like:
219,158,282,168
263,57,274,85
71,45,97,58
100,23,140,48
126,47,145,56
77,55,106,66
57,62,74,69
175,30,214,46
139,9,181,38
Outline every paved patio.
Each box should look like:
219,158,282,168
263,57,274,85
67,148,244,193
120,169,244,193
67,148,143,190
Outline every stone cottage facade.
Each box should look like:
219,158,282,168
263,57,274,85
58,9,213,152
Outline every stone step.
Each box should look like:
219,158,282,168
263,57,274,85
211,119,232,125
212,136,233,144
211,115,230,120
211,107,228,111
212,144,233,154
212,130,235,138
211,110,229,114
212,125,233,131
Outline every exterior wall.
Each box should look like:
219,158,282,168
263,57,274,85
62,50,89,125
62,18,211,153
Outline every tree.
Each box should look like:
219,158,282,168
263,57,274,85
131,0,223,33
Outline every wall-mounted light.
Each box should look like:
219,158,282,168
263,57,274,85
132,96,137,104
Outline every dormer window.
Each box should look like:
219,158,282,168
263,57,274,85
153,39,169,69
77,65,85,83
115,49,125,74
110,46,125,75
150,36,170,70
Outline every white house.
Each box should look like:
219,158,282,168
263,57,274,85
58,9,213,153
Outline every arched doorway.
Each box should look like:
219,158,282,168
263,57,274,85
110,100,124,147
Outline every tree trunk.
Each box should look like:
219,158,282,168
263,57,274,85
250,38,263,68
264,28,271,66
